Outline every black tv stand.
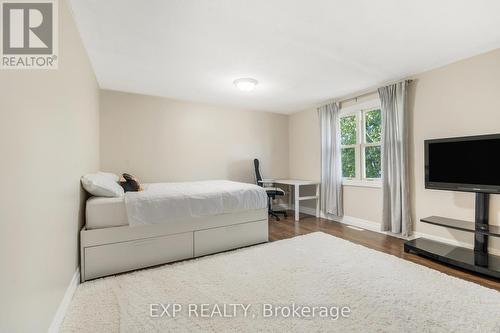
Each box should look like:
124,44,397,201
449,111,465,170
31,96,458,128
404,193,500,279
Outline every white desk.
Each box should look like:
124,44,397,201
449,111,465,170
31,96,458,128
259,179,320,221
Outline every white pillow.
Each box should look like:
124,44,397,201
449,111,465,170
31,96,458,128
81,172,124,197
96,171,120,182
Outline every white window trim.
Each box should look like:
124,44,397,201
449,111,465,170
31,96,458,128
340,99,382,188
343,178,382,188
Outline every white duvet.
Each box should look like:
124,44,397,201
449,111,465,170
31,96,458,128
124,180,268,226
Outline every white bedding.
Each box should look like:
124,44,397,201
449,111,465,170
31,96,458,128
124,180,267,226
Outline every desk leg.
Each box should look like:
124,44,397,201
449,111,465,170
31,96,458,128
294,185,300,221
315,183,320,218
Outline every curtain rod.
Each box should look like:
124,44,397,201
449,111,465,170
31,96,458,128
322,78,414,106
337,90,378,104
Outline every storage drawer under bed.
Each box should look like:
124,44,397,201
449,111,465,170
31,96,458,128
83,232,193,281
80,215,269,281
194,219,268,256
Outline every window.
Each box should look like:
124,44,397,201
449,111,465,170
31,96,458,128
340,106,382,185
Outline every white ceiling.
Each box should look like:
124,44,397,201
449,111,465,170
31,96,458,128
70,0,500,114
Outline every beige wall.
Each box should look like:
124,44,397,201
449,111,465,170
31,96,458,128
343,186,383,223
289,48,500,251
289,108,320,181
0,0,100,331
100,90,289,184
410,48,500,251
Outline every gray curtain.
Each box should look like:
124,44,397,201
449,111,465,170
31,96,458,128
378,81,412,236
318,102,343,217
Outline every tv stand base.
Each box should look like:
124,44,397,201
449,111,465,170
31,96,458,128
406,193,500,280
404,238,500,279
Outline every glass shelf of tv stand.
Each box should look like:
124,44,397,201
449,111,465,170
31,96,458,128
420,216,500,237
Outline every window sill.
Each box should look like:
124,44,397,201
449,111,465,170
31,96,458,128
343,179,382,188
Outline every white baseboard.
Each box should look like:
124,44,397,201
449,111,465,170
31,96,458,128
276,203,317,217
277,203,412,240
47,268,80,333
322,214,500,254
413,231,500,256
277,203,500,255
333,215,380,232
331,215,417,240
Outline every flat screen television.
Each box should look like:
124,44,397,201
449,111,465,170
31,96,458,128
425,134,500,193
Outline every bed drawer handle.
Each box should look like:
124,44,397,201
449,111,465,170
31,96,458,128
131,238,158,246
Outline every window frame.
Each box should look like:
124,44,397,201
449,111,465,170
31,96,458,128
340,113,360,180
339,100,382,188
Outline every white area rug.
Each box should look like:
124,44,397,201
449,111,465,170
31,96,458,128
62,232,500,332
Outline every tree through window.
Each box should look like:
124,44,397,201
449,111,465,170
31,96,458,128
340,107,382,181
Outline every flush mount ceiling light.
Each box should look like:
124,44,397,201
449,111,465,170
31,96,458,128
234,78,258,92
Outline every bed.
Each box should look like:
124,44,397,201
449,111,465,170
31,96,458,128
80,180,268,282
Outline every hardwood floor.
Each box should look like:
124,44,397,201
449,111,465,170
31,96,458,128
268,212,500,291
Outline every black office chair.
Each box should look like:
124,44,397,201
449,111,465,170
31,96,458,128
254,159,287,221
